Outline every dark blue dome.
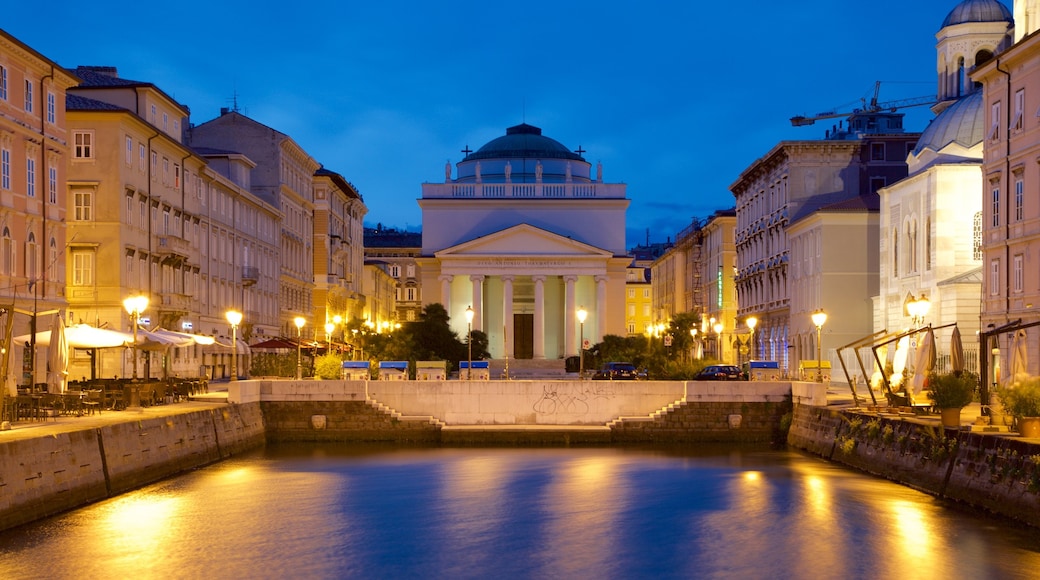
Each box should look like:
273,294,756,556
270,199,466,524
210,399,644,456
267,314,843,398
941,0,1012,28
465,123,584,162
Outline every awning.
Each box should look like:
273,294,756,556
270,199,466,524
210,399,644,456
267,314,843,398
151,328,217,346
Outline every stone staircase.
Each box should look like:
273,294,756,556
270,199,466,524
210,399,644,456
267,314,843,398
365,398,445,428
487,358,570,380
607,398,687,429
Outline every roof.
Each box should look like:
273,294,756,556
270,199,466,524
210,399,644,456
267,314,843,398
364,229,422,248
912,90,984,156
464,123,584,162
941,0,1012,28
65,93,126,112
72,66,190,115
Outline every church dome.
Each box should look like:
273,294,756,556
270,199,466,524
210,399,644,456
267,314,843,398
912,90,984,156
941,0,1012,28
465,123,584,162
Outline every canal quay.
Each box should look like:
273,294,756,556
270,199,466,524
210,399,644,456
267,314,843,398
2,378,1040,532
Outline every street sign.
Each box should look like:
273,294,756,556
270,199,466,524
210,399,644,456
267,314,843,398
664,334,673,347
582,338,590,350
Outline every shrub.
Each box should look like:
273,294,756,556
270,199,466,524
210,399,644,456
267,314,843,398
315,354,345,380
926,372,975,409
997,376,1040,418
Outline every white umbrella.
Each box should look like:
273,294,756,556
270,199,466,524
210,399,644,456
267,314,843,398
15,324,133,349
1007,329,1028,386
47,314,69,393
950,326,965,374
151,328,217,346
911,327,936,396
891,336,910,389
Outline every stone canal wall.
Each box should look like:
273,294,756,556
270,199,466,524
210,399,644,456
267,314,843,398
0,404,265,533
787,404,1040,529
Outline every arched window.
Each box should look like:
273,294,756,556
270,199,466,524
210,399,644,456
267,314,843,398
25,231,37,281
892,228,899,277
1,227,12,276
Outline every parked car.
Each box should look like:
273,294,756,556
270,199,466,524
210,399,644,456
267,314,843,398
693,365,746,381
592,362,640,380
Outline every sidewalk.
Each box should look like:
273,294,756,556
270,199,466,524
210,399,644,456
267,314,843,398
0,390,229,443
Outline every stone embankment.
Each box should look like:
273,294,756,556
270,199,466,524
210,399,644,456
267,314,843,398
0,403,264,532
787,404,1040,529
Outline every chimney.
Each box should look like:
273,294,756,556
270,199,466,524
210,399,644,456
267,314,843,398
77,66,119,78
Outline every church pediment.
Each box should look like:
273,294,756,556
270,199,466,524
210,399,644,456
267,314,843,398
436,223,612,258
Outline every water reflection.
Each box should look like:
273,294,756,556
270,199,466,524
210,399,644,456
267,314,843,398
1,445,1039,579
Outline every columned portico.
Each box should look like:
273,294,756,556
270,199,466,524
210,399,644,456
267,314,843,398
470,275,485,331
502,275,515,359
595,275,608,343
533,275,546,359
564,275,577,357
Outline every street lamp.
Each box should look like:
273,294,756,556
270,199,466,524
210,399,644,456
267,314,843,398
746,316,758,362
465,305,474,380
122,294,149,409
325,321,335,352
577,306,588,379
812,309,828,383
907,293,931,328
226,310,242,381
294,316,305,380
713,321,724,362
690,327,698,361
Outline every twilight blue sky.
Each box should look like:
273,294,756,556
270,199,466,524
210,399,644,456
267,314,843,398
4,1,971,247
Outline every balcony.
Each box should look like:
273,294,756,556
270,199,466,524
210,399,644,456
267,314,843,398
422,182,626,199
155,235,191,265
158,292,191,315
242,266,260,286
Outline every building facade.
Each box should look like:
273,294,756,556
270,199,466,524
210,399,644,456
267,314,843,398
416,123,631,361
313,168,366,340
975,0,1040,381
363,226,423,323
0,31,78,388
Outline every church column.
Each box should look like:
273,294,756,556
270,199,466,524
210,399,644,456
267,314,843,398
533,275,546,359
439,275,453,314
595,275,608,343
470,275,485,331
564,275,577,357
502,275,514,360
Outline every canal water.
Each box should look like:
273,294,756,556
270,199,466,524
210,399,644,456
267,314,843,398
2,444,1039,579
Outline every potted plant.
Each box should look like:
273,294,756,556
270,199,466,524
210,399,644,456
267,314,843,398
926,372,976,428
996,377,1040,438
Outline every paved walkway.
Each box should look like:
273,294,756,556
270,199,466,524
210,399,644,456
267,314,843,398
0,390,229,443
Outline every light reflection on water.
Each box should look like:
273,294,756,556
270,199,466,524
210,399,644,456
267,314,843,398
1,445,1039,579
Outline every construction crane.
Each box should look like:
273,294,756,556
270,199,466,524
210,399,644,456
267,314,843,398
790,81,936,127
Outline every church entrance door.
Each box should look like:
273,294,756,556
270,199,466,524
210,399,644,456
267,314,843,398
514,314,534,359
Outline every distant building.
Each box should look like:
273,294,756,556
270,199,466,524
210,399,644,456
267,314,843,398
364,226,423,322
313,168,366,331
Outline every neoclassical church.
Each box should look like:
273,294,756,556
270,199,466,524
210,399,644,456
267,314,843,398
416,123,632,360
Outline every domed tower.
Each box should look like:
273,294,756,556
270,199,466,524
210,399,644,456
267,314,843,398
453,123,593,184
935,0,1013,110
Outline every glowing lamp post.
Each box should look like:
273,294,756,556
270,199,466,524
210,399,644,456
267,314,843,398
746,316,758,362
907,293,931,328
811,309,828,383
577,306,588,379
713,321,724,362
122,294,148,410
294,316,306,380
325,321,335,353
226,310,242,381
465,305,474,380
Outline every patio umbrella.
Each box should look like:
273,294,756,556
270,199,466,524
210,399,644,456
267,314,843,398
950,326,965,374
47,314,69,393
15,324,133,349
891,336,910,390
911,327,936,397
870,344,888,391
1007,329,1028,386
152,328,217,346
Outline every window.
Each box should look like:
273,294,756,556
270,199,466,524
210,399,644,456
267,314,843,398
150,104,156,124
48,165,56,203
406,264,415,278
406,287,416,301
46,92,55,124
1013,89,1025,131
973,212,983,260
1,147,9,189
892,228,899,276
643,288,650,299
989,101,1001,141
1014,254,1024,293
1,227,12,275
642,304,651,317
925,218,932,271
74,191,93,221
26,158,35,197
870,143,885,161
628,288,635,298
126,136,133,165
0,65,6,100
870,177,886,193
990,259,1001,296
24,80,33,112
992,186,1001,227
1011,177,1024,222
139,143,146,171
162,112,168,132
25,232,37,280
628,304,636,317
390,265,400,278
151,151,157,175
162,157,169,184
73,131,93,159
174,164,180,188
126,194,132,225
